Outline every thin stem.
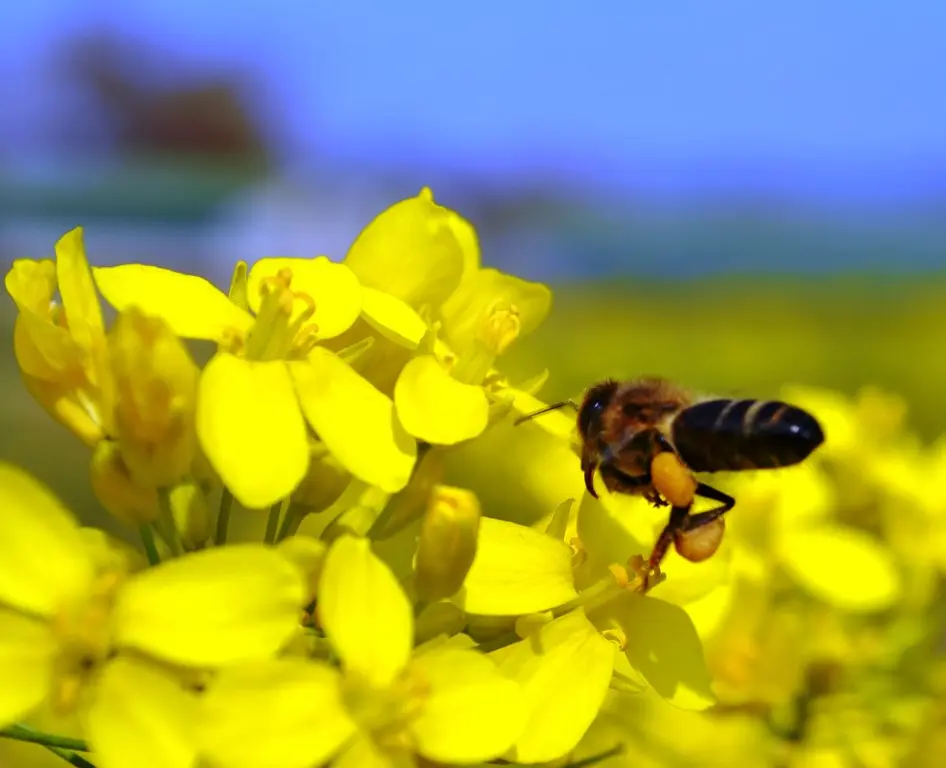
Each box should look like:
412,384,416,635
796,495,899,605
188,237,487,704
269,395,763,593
264,502,282,544
156,488,182,557
44,745,97,768
275,502,307,543
0,724,89,752
216,488,234,545
552,577,626,618
139,524,161,566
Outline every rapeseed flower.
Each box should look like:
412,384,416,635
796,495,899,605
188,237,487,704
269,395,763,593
200,535,524,768
4,227,113,446
94,254,415,508
0,462,306,768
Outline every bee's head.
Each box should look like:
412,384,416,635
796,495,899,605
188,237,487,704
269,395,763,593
577,379,619,441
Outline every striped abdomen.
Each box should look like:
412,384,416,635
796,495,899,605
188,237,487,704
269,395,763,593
670,399,824,473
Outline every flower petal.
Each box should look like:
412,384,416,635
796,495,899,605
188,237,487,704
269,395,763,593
55,227,106,354
200,659,355,768
0,463,94,617
318,535,412,686
84,656,198,768
361,288,428,349
410,649,524,763
344,187,465,310
454,518,577,616
496,609,614,764
114,544,306,666
247,257,363,340
394,356,488,445
291,349,417,493
609,593,716,710
94,264,252,340
197,354,309,509
0,610,56,726
777,524,901,613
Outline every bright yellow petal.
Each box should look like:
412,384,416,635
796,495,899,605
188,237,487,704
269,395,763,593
247,257,363,340
319,535,412,686
777,524,901,613
200,659,355,768
360,288,428,348
55,227,106,353
394,356,488,444
83,657,198,768
454,518,577,616
608,593,716,710
410,649,524,763
93,264,252,340
291,349,417,493
0,610,55,726
344,187,465,310
335,735,415,768
196,354,309,509
0,463,94,618
496,609,614,764
114,544,306,666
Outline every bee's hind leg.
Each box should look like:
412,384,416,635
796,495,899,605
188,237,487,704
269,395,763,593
680,483,736,532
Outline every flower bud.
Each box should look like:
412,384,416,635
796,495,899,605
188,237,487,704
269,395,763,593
291,443,351,511
168,481,212,551
90,440,159,525
109,307,199,487
414,484,481,602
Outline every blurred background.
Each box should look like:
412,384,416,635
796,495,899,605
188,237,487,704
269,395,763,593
2,2,946,766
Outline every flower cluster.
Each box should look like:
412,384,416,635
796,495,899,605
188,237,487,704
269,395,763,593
0,190,718,768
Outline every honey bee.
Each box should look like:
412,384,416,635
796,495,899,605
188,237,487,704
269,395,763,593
515,377,825,576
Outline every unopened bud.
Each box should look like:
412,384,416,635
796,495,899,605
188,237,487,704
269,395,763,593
292,444,351,511
414,485,481,602
168,482,211,551
90,440,159,525
277,535,328,602
109,308,198,487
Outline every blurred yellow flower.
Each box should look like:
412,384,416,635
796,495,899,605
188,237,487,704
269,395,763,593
4,227,113,445
108,307,199,488
94,256,415,508
0,463,306,768
200,535,524,768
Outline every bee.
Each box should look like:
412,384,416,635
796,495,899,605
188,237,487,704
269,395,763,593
515,377,825,576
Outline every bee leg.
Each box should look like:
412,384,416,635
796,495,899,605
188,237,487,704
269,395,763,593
680,483,736,532
647,504,690,570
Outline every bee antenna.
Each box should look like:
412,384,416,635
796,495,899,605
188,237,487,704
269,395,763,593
513,400,579,426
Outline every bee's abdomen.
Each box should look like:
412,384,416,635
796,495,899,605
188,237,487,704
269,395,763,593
670,399,824,473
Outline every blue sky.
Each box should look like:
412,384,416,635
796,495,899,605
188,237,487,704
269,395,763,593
2,1,945,202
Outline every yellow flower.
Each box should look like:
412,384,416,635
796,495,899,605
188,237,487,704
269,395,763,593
4,227,113,445
108,307,199,488
200,535,524,768
0,463,306,768
458,515,716,713
93,256,416,508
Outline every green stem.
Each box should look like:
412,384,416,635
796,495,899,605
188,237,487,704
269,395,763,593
139,524,161,566
264,502,282,544
275,502,307,543
552,577,625,618
0,724,90,752
156,488,182,557
44,746,97,768
216,488,234,545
